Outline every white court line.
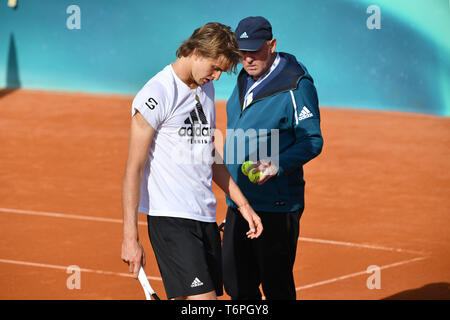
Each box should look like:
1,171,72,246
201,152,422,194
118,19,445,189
299,237,425,255
0,258,162,281
0,207,147,226
296,256,427,291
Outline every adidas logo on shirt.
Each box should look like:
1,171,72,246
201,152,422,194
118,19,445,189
298,106,313,121
240,32,249,39
179,117,211,137
178,101,212,140
191,277,204,288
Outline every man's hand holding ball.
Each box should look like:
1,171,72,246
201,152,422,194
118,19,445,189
241,159,278,185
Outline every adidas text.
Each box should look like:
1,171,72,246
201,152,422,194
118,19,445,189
178,124,212,137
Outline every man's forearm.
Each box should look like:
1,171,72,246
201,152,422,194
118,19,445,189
212,162,248,208
122,169,143,241
277,134,323,176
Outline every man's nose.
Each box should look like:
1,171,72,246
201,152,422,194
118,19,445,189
242,54,254,64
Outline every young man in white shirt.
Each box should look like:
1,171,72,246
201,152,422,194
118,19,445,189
121,22,263,300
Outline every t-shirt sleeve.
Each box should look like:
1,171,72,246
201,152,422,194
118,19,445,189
131,82,169,130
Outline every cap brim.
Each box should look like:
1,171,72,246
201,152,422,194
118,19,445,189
237,39,266,51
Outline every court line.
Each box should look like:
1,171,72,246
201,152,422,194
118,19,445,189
0,207,147,226
0,207,427,254
0,258,162,281
299,237,426,255
295,256,427,291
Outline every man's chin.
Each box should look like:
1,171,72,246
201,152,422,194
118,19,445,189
245,68,263,78
196,79,210,86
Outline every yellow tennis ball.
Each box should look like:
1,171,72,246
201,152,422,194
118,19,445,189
248,168,261,183
241,161,254,176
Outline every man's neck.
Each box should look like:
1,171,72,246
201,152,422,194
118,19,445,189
172,57,198,89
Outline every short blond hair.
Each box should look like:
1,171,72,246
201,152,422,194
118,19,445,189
176,22,241,74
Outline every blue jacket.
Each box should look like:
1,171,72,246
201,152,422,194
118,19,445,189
224,52,323,212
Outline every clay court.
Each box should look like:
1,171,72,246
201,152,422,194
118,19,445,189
0,89,448,300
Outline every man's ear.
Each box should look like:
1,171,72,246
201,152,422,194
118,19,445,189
192,48,200,60
269,38,277,54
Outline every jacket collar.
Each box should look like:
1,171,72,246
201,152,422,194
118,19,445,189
237,52,311,107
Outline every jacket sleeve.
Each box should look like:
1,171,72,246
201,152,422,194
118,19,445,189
277,78,324,176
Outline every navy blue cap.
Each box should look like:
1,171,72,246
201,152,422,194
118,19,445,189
234,16,273,51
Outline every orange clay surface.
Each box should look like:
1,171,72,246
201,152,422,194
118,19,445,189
0,89,449,300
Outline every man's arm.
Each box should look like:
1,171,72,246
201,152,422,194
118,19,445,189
249,78,323,182
276,78,323,175
121,111,155,278
212,153,263,238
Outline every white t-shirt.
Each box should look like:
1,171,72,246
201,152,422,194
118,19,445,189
131,64,217,223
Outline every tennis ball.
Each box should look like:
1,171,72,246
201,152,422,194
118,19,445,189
248,168,261,183
241,161,254,176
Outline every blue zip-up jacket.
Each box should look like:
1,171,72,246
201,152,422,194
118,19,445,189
224,52,323,212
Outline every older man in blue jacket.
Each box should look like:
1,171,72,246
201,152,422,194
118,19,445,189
222,16,323,300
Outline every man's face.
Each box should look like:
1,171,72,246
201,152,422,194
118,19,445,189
240,39,277,80
191,53,230,86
